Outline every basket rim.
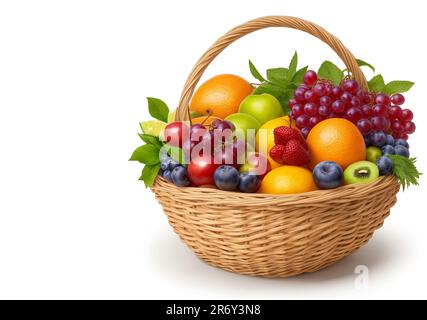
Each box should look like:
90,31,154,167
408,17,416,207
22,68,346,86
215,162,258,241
152,175,399,204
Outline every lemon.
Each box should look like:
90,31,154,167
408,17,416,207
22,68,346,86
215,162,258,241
140,120,166,137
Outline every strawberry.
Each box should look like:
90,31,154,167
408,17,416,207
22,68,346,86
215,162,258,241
273,126,308,150
269,144,286,164
282,139,310,166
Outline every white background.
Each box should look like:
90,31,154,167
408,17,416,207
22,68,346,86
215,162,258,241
0,0,426,299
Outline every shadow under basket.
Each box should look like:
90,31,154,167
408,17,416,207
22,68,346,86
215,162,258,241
150,16,401,277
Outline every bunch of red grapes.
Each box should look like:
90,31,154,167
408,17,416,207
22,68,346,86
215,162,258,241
289,70,416,140
166,119,246,165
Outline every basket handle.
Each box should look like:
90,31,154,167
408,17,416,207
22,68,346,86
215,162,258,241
176,16,368,121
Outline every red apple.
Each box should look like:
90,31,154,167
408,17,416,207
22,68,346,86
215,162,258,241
164,121,190,147
187,155,219,186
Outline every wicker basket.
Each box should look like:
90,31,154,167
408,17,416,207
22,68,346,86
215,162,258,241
151,16,401,277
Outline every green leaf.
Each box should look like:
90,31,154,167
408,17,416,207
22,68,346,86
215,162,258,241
129,144,160,164
139,164,160,187
253,82,285,97
387,155,422,191
147,97,169,122
254,82,278,94
248,60,266,82
318,61,344,86
266,68,289,85
356,59,375,73
287,51,298,79
138,133,163,148
368,74,386,92
277,89,293,114
384,81,415,95
292,66,308,84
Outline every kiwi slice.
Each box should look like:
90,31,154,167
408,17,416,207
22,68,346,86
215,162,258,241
343,161,379,185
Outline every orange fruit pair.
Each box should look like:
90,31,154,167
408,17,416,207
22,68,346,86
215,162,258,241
190,74,253,119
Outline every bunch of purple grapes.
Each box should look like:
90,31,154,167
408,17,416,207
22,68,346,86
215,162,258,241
289,70,416,140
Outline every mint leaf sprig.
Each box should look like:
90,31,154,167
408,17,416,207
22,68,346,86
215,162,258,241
354,59,414,95
249,51,308,114
130,133,163,187
130,97,171,187
368,75,414,95
387,155,422,191
316,59,414,96
250,54,415,111
318,61,344,86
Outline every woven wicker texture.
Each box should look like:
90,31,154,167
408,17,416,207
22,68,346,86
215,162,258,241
152,176,399,277
152,16,400,277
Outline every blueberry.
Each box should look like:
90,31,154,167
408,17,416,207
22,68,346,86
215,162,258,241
161,158,179,171
381,145,395,156
169,159,180,170
160,161,169,172
376,156,393,175
370,131,386,147
364,135,371,147
385,134,395,146
312,161,343,189
214,165,239,191
395,139,409,149
159,150,170,163
238,173,261,193
171,166,190,187
162,170,173,182
394,145,410,158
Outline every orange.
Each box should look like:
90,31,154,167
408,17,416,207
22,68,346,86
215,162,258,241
191,115,222,128
259,166,318,194
190,74,253,119
255,116,296,169
306,118,366,170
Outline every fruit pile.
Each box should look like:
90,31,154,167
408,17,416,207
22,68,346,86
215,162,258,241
160,115,269,192
131,53,420,193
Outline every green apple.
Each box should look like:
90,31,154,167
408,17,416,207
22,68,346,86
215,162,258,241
238,93,283,125
225,113,260,141
366,146,382,163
